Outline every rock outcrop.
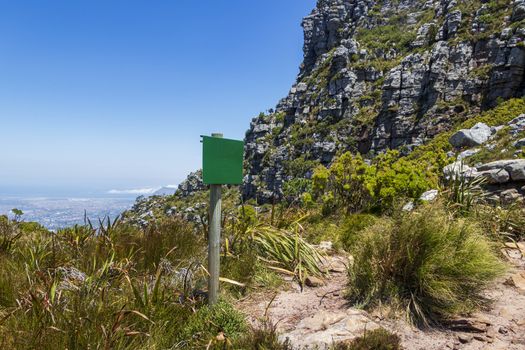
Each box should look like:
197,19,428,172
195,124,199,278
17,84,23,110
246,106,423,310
177,170,205,198
444,112,525,204
449,123,493,148
243,0,525,202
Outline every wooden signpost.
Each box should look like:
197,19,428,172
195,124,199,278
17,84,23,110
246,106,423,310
202,133,244,305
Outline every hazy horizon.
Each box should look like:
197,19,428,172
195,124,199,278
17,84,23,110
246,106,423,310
0,0,316,194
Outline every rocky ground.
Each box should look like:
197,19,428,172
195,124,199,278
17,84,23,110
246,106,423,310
237,244,525,350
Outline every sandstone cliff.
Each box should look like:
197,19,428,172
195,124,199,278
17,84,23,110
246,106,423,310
244,0,525,202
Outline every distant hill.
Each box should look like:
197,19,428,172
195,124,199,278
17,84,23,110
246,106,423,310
152,186,178,196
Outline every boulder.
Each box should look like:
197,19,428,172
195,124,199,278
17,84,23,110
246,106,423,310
500,189,523,205
505,159,525,181
449,123,492,148
478,159,525,181
402,201,415,211
443,161,477,180
512,0,525,22
458,148,480,160
513,138,525,148
477,159,521,171
177,170,205,197
420,189,438,201
508,114,525,135
318,241,333,251
445,10,462,37
477,169,510,184
504,271,525,294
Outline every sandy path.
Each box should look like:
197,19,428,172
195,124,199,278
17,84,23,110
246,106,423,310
237,246,525,349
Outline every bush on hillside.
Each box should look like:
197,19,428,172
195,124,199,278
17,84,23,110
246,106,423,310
372,150,438,210
0,215,22,254
311,151,438,213
347,203,505,326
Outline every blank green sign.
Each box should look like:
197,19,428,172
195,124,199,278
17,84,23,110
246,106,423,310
202,136,244,185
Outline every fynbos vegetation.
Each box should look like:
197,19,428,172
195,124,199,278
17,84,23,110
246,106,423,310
3,0,525,348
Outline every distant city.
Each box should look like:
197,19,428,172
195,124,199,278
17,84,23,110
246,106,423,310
0,186,177,230
0,196,135,230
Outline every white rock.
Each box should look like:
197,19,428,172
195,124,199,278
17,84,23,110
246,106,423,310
477,169,510,184
449,122,492,148
402,201,415,211
420,189,438,201
477,159,521,171
513,138,525,148
505,159,525,180
457,148,480,160
318,241,333,251
443,161,477,180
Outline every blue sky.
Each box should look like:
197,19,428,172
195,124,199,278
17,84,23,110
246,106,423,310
0,0,316,196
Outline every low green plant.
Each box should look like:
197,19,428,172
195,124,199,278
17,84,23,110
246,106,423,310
347,203,505,326
248,223,324,285
178,300,247,347
338,214,377,251
475,205,525,242
332,328,402,350
232,319,294,350
0,215,22,254
312,153,373,213
442,168,486,215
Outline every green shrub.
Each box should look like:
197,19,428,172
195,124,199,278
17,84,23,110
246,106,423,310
347,203,505,326
0,215,22,254
282,178,313,204
332,328,402,350
338,214,377,251
139,217,204,270
312,153,373,213
355,23,417,54
237,204,258,234
372,151,438,210
312,151,439,213
179,300,247,346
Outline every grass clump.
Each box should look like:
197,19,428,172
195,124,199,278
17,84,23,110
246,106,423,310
347,203,505,326
338,214,377,251
248,224,324,285
178,300,247,347
233,320,294,350
332,328,402,350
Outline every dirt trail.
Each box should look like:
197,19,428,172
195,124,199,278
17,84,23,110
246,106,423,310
237,245,525,349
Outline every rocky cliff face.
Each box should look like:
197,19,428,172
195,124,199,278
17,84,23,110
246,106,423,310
244,0,525,202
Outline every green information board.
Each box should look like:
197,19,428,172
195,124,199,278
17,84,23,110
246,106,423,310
202,136,244,185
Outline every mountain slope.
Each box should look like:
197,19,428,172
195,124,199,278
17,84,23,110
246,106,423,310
243,0,525,202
